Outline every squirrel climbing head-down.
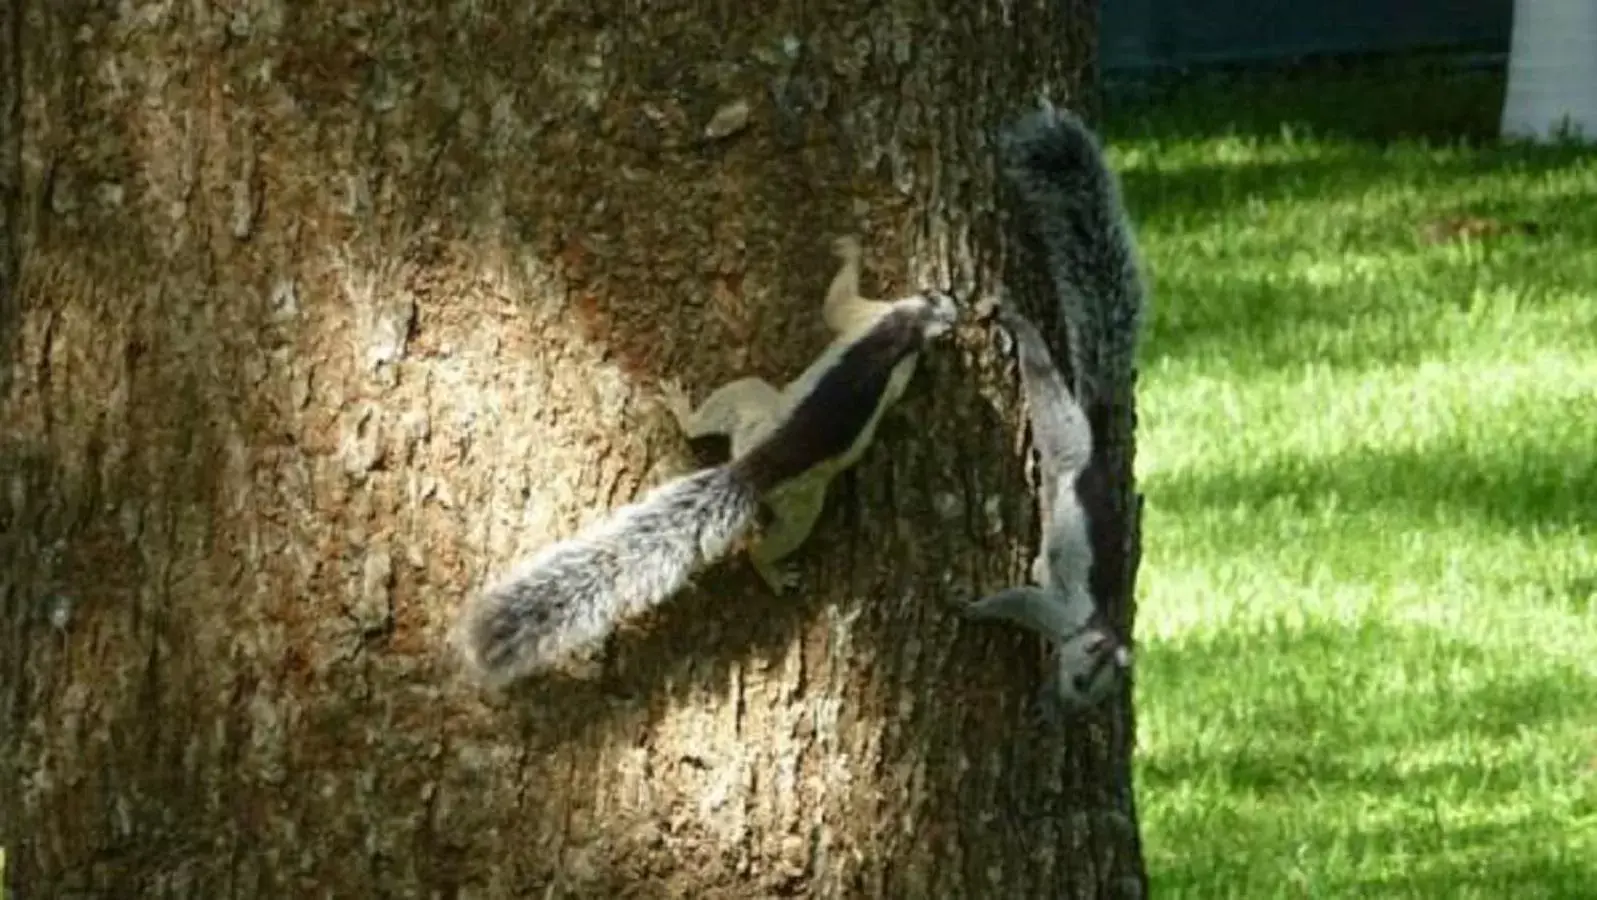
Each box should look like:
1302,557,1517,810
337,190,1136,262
954,101,1147,723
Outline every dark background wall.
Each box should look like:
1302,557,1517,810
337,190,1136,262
1102,0,1513,71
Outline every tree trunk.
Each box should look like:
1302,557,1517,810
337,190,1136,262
0,0,1144,896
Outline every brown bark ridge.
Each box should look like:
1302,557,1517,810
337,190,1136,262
0,0,1144,896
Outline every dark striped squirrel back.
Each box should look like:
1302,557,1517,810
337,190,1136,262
734,301,936,490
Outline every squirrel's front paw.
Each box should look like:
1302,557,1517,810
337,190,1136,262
658,379,695,428
953,594,996,621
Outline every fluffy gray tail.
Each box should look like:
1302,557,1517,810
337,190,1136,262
456,465,760,687
999,104,1146,406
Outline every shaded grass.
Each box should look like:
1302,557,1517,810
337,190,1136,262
1107,65,1597,898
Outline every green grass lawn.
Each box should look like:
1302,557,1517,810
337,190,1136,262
1107,63,1597,898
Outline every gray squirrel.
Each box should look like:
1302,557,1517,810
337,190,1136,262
455,240,959,688
957,104,1146,721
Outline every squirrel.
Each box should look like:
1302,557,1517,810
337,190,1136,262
455,238,960,687
955,103,1146,722
661,236,942,593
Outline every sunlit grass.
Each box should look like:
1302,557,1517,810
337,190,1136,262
1109,64,1597,898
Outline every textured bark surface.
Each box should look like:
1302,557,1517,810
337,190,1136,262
0,0,1142,896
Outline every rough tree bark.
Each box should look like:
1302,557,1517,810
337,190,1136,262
0,0,1144,896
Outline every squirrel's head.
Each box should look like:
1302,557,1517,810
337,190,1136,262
1049,625,1132,713
909,289,960,340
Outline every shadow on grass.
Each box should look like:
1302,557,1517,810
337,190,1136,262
1116,144,1595,234
1144,629,1593,793
1116,146,1594,372
1097,60,1597,899
1137,617,1597,896
1090,65,1597,376
1103,62,1511,147
1155,433,1596,533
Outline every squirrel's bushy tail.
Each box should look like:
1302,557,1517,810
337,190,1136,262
456,465,760,687
999,104,1146,404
